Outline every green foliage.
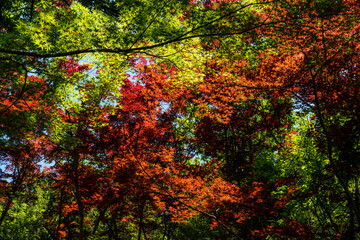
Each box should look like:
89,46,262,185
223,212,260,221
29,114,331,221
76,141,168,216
0,185,52,240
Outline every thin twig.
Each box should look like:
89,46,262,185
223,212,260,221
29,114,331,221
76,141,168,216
0,58,29,114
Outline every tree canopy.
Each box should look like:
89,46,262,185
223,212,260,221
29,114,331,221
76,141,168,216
1,0,360,239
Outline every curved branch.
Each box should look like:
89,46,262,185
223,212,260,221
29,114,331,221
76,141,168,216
0,57,29,114
0,8,296,59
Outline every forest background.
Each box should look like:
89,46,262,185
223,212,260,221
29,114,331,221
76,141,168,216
0,0,360,239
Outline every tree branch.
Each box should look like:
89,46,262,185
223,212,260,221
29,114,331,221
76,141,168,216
0,57,29,114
